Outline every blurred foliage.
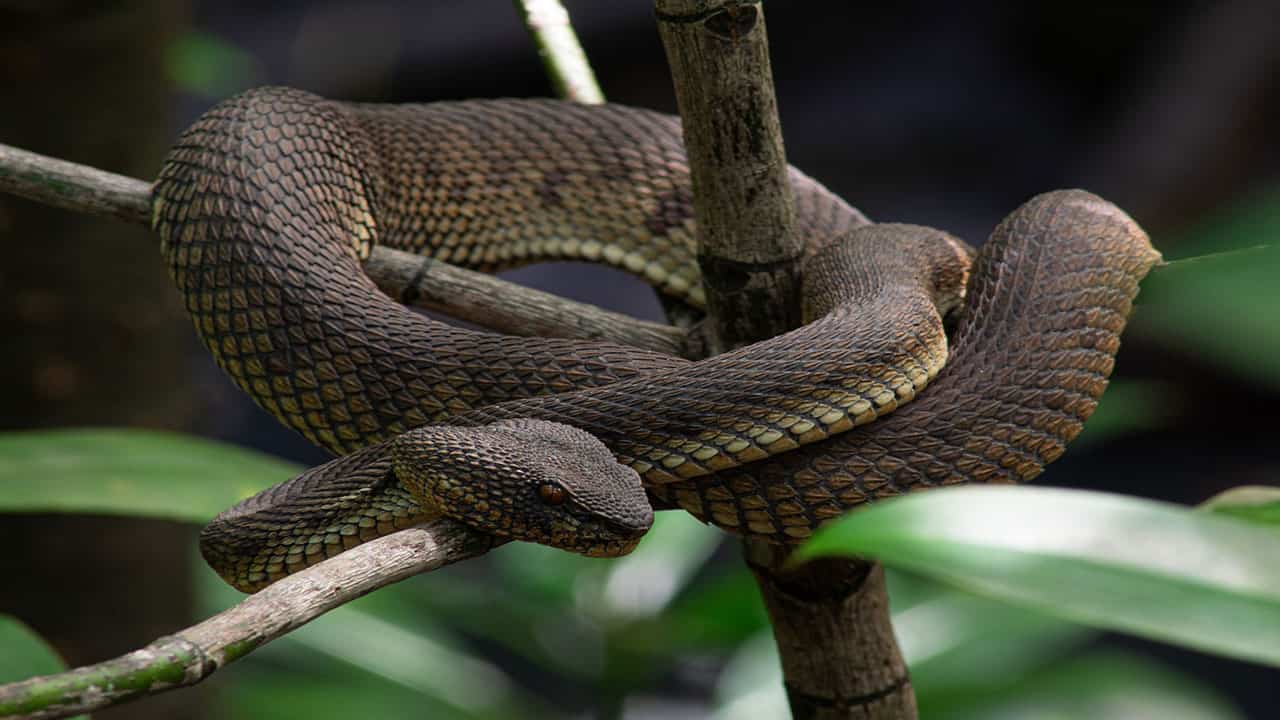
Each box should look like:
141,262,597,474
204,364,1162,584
165,31,261,98
0,615,66,684
1068,379,1178,447
800,485,1280,667
0,429,291,521
1200,485,1280,529
1138,190,1280,389
0,616,85,720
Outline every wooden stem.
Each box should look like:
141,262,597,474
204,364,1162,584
0,521,498,719
655,0,801,353
654,2,916,717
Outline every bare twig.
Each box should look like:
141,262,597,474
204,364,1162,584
512,0,605,104
0,142,690,356
0,521,498,720
654,1,916,718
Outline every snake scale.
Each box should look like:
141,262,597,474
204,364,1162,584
151,87,1160,592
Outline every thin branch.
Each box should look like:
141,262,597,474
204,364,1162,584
654,1,916,718
0,142,691,357
0,521,499,720
0,143,151,226
365,250,692,356
513,0,605,104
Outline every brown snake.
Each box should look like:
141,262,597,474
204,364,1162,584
151,87,1160,592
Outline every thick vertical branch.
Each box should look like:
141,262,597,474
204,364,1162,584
655,0,801,352
654,2,916,718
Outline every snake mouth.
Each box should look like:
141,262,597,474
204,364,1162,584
579,533,646,558
546,512,651,558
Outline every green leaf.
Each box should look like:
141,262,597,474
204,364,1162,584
0,617,88,720
165,32,261,98
1069,380,1177,447
1136,190,1280,387
1200,485,1280,529
0,428,297,523
0,615,67,684
929,650,1244,720
896,586,1089,699
797,485,1280,666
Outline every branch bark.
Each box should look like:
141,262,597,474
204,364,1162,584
655,0,802,353
0,142,692,357
0,521,498,719
513,0,605,104
654,2,916,717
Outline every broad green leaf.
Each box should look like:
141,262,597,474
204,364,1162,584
928,650,1244,720
0,428,297,523
0,617,86,720
896,588,1089,698
1136,190,1280,387
1200,485,1280,528
712,593,1239,720
0,615,66,684
798,485,1280,666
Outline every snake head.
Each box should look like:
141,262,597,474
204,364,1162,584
392,419,653,556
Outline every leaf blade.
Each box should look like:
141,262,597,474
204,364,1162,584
797,485,1280,666
0,428,297,523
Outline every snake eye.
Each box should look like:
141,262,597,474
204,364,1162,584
538,483,566,505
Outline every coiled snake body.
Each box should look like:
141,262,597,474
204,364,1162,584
152,87,1159,592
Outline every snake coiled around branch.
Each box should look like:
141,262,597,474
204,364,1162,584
151,87,1159,592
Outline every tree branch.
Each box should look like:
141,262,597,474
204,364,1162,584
0,142,691,357
0,520,499,720
654,1,916,717
655,0,801,352
0,141,152,226
513,0,604,104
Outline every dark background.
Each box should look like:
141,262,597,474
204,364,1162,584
2,0,1277,717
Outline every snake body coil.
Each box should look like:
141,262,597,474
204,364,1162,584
152,87,1159,592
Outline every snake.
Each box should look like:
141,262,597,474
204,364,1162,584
151,87,1160,592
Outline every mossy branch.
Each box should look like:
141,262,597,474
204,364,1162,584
0,522,498,719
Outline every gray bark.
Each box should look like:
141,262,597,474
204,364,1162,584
654,2,916,717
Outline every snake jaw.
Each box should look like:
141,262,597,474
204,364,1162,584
391,420,653,557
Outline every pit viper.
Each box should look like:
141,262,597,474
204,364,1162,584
151,87,1160,592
